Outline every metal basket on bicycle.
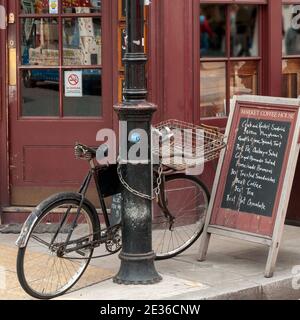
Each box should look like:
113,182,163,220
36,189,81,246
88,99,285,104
152,119,226,171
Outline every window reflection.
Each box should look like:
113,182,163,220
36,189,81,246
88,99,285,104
282,59,300,98
200,62,226,118
200,5,226,58
21,0,50,14
63,0,102,13
230,5,259,57
63,69,102,117
21,18,59,66
21,69,60,116
20,0,102,14
283,5,300,56
63,18,101,65
230,61,258,96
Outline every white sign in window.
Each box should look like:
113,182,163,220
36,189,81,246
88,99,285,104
65,71,83,97
49,0,59,14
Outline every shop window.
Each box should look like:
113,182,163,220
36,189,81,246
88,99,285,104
230,61,258,97
63,69,102,116
21,18,59,66
282,4,300,98
200,62,226,118
200,4,260,118
63,17,101,65
19,0,102,117
21,69,60,116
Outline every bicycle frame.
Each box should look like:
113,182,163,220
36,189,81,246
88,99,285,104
58,160,175,254
51,160,115,254
16,157,175,255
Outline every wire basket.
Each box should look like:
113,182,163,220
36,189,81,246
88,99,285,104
152,119,226,171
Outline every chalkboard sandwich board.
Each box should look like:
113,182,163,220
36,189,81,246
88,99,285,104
198,95,300,278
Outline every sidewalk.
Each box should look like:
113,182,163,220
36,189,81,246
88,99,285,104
1,225,300,300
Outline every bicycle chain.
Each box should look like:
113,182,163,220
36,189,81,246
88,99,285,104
117,162,163,201
60,224,122,260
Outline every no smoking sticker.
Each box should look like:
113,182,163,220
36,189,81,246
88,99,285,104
65,71,82,97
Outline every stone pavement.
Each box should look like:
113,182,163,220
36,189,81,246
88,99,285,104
1,225,300,300
0,234,114,300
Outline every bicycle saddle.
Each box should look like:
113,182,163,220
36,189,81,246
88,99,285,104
75,143,109,162
75,143,97,160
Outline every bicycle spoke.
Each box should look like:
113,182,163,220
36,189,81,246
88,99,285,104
31,235,51,248
153,175,209,259
19,199,95,299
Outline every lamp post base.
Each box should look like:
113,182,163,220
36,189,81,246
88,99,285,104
113,251,162,285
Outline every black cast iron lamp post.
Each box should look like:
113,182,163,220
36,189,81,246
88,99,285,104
113,0,162,284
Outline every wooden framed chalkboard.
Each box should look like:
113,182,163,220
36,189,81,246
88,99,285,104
198,95,300,278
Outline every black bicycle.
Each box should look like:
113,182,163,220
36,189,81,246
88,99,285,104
15,141,210,299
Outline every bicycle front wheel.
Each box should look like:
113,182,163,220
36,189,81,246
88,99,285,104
152,174,210,260
17,193,100,299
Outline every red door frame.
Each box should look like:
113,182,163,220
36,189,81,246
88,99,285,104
0,0,9,211
7,0,114,206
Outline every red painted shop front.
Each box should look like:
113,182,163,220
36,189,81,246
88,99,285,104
1,0,300,223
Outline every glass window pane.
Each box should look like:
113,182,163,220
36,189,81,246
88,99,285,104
63,69,102,117
282,59,300,98
21,18,59,66
63,0,102,13
200,62,226,118
283,5,300,56
63,18,101,65
20,0,51,14
200,4,226,58
21,69,59,116
230,5,259,57
230,61,258,97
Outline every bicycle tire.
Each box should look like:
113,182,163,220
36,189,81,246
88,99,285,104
153,173,210,260
17,193,100,300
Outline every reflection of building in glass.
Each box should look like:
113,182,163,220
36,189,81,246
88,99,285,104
200,4,259,118
283,5,300,56
282,5,300,98
21,17,101,66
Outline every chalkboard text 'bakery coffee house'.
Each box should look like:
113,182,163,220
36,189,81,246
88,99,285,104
2,0,300,225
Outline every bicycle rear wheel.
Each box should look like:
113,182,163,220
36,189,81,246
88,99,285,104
17,193,100,299
152,174,210,260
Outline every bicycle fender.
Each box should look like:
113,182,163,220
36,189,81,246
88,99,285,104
15,192,100,248
15,203,45,248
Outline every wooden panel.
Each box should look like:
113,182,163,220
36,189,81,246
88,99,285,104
23,146,85,184
10,186,101,207
162,0,190,121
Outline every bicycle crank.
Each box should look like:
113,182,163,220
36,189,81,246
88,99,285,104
105,225,122,253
